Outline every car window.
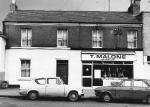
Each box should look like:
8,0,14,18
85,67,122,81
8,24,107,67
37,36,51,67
147,80,150,86
47,78,57,85
122,80,132,87
133,80,147,87
35,78,46,85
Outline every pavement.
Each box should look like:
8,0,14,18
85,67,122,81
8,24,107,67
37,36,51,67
0,88,96,98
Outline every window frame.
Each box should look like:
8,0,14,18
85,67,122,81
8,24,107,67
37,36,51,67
127,30,137,49
20,59,31,77
21,29,32,47
57,29,68,48
92,30,103,48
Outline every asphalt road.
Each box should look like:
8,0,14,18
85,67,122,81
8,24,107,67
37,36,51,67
0,97,149,107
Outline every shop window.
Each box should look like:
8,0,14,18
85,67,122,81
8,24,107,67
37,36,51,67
56,60,68,84
57,30,68,47
21,60,30,77
21,29,32,47
92,30,103,48
127,31,137,49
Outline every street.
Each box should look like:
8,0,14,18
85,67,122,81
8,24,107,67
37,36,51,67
0,96,149,107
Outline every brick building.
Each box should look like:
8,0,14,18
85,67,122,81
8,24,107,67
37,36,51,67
0,0,150,87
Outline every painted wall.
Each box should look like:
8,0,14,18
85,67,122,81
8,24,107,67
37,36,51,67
5,23,143,49
5,49,82,86
143,12,150,56
0,37,6,80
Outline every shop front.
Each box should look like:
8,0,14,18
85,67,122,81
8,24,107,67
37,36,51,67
81,51,136,87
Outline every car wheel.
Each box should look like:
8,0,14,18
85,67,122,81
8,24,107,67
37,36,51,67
102,93,112,102
68,91,79,102
147,96,150,104
1,82,8,89
28,91,38,100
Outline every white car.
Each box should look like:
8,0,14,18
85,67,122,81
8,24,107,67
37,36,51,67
19,77,84,101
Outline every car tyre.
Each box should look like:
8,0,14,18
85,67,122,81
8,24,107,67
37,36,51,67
1,82,8,89
102,93,112,102
28,91,38,100
146,96,150,104
68,91,79,102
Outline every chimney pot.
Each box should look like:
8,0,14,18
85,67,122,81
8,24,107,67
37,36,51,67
10,0,18,12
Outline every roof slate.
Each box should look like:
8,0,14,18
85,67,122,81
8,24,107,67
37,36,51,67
4,10,142,24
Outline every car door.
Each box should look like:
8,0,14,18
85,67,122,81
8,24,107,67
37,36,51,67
132,80,149,99
118,80,134,99
34,78,46,96
45,78,65,97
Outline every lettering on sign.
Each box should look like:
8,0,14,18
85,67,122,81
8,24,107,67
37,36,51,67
82,53,136,61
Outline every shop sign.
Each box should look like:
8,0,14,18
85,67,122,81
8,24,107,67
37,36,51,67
82,53,136,61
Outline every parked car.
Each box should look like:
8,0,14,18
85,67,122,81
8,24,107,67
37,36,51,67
0,81,9,89
95,79,150,104
19,77,84,101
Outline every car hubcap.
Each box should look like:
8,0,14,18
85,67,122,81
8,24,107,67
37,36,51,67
30,93,37,99
104,94,110,102
71,94,76,99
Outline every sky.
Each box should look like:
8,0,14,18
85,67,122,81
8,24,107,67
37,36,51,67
0,0,150,31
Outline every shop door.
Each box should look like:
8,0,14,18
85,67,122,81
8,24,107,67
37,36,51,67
82,65,92,87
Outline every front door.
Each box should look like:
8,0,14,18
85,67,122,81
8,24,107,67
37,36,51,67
46,78,65,97
82,64,92,87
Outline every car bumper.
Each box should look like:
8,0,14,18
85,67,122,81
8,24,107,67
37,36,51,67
19,89,28,96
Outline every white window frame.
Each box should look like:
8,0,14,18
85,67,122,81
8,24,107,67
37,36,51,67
21,59,31,77
127,31,137,49
92,30,103,48
57,30,68,48
21,29,32,47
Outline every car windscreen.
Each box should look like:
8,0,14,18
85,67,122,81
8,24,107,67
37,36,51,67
147,80,150,86
35,78,46,85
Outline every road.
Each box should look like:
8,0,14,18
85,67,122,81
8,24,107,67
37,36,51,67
0,97,149,107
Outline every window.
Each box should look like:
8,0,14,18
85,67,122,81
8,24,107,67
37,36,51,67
57,30,68,47
127,31,137,49
133,80,147,87
56,60,68,84
35,78,46,85
21,60,30,77
21,29,32,47
147,56,150,64
123,80,132,87
92,30,103,48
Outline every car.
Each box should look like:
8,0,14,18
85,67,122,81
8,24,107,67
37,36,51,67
94,79,150,104
19,77,84,101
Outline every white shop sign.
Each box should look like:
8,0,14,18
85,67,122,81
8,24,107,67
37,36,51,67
82,53,136,61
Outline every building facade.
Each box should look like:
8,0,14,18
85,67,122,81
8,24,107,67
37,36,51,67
1,0,150,88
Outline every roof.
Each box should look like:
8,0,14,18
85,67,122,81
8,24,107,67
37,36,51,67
4,10,142,24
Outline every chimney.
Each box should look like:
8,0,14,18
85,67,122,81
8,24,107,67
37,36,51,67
128,0,141,16
10,0,18,12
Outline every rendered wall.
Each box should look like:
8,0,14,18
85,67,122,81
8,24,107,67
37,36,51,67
5,49,82,86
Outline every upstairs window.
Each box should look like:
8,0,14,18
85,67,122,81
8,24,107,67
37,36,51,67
127,31,137,49
21,60,30,77
57,30,68,47
21,29,32,47
92,30,103,48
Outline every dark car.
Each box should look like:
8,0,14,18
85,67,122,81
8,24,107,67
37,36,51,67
95,79,150,104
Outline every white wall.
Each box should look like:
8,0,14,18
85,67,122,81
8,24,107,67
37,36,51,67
134,51,150,79
0,37,6,80
5,49,82,86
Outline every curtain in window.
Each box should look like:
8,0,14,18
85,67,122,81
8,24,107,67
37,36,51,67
21,29,32,47
127,31,137,48
92,30,103,48
57,30,68,47
21,60,30,77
